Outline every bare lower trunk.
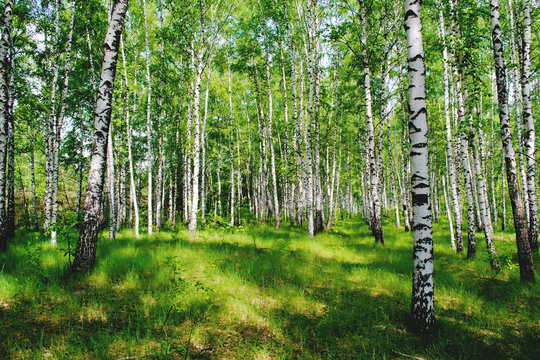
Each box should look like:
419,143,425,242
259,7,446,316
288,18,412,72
439,8,462,250
507,0,529,225
227,56,236,228
121,38,139,237
327,63,338,229
107,126,116,240
312,0,323,233
490,0,535,282
6,51,14,239
360,3,383,244
200,58,211,224
72,0,129,271
50,1,76,246
405,0,434,330
188,31,206,232
143,0,153,236
520,0,538,252
30,125,38,231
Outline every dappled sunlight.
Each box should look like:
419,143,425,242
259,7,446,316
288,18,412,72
0,220,538,359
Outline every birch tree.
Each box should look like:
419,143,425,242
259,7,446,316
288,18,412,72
359,1,383,244
73,0,129,271
0,0,13,252
405,0,434,330
143,0,153,236
520,0,538,252
489,0,535,282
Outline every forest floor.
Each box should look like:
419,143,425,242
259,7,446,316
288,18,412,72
0,217,539,359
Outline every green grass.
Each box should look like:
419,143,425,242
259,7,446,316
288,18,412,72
0,217,539,359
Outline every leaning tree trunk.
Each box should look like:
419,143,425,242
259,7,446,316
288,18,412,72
489,0,535,282
405,0,434,331
0,0,13,252
520,0,538,252
72,0,129,271
360,2,383,244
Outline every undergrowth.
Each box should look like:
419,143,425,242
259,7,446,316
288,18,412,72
0,217,538,359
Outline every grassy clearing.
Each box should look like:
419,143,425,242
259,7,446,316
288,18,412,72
0,217,538,359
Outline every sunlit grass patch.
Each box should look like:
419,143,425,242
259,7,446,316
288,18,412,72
0,218,538,359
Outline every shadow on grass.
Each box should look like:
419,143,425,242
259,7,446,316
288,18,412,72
1,221,538,359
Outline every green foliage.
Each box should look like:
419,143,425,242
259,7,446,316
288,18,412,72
50,211,79,267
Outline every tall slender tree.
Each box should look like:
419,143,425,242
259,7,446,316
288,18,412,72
520,0,537,252
405,0,434,330
0,0,13,252
72,0,129,271
489,0,535,282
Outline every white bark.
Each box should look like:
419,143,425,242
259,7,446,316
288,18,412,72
121,37,139,238
520,0,538,252
188,24,206,232
439,8,461,251
73,0,129,270
360,2,383,243
506,0,529,225
107,125,116,240
405,0,434,330
490,0,535,282
143,0,153,236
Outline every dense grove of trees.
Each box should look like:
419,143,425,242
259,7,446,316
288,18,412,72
0,0,538,330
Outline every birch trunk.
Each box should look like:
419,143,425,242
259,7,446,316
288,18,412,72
107,126,116,240
405,0,434,330
121,38,139,237
6,47,14,239
227,55,236,227
201,58,211,225
472,137,497,265
490,0,535,282
283,0,301,227
443,166,455,247
490,76,498,228
50,0,76,246
360,2,383,244
188,32,206,232
30,123,38,231
507,0,529,225
73,0,129,271
399,62,411,232
305,4,315,237
520,0,538,252
260,17,279,229
0,0,13,250
43,0,60,234
312,0,323,233
327,62,338,229
439,8,462,250
501,155,506,231
143,0,153,235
